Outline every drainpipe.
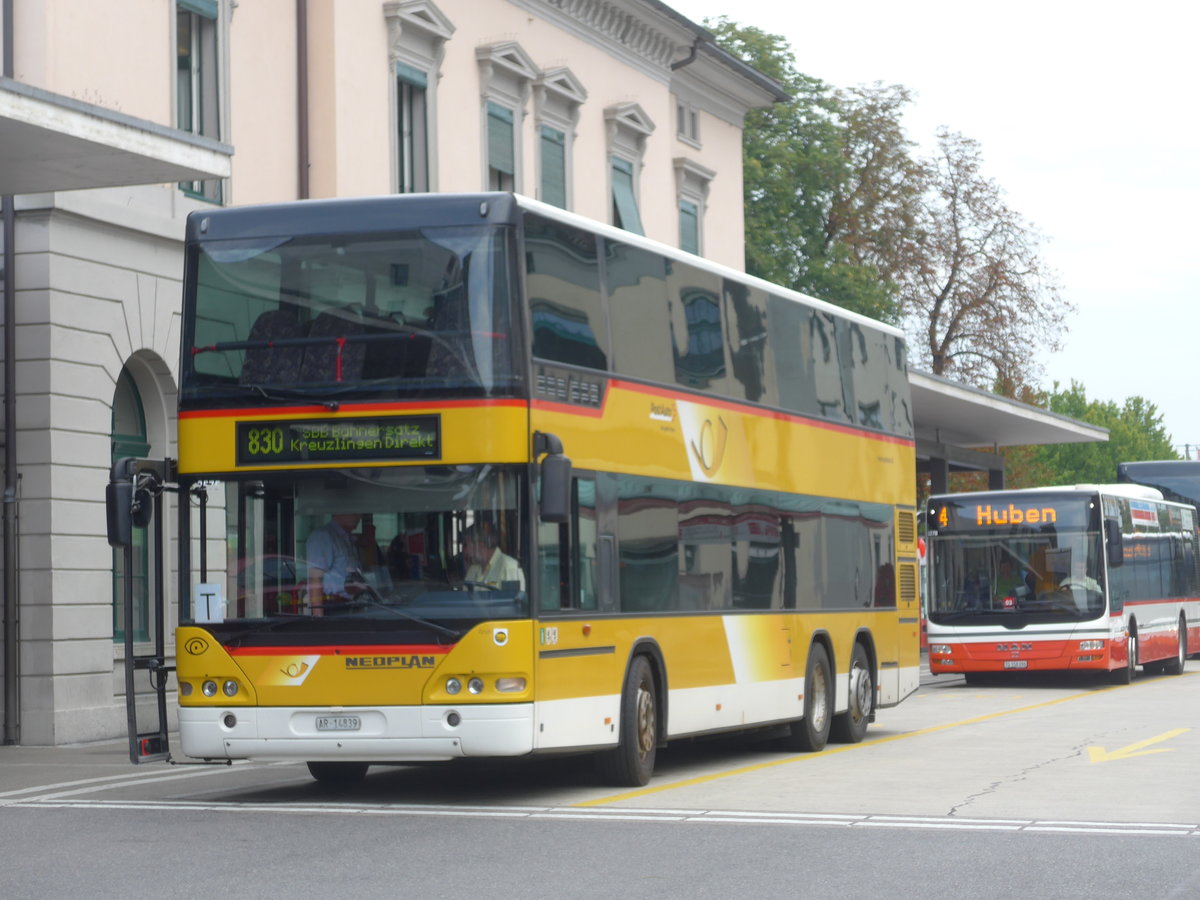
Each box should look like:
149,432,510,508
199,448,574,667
296,0,309,199
3,0,20,745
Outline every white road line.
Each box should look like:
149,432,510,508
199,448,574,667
8,797,1199,837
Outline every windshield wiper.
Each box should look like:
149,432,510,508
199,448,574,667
344,581,464,640
234,383,339,410
215,613,321,646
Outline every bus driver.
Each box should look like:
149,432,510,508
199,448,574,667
462,521,524,590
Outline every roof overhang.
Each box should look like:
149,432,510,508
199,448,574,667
0,78,232,195
911,370,1109,450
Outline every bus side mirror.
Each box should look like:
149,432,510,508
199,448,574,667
535,432,572,524
106,457,154,548
1105,518,1124,569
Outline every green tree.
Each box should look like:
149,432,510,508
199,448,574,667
705,19,924,322
1020,382,1179,485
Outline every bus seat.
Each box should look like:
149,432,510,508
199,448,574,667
300,310,366,383
362,312,414,381
240,309,303,385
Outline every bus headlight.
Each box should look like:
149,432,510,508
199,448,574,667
929,645,952,655
222,680,239,697
446,677,462,695
201,680,218,697
467,677,485,695
1079,640,1104,651
496,677,526,693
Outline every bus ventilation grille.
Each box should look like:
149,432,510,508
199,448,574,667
896,510,917,551
898,562,918,606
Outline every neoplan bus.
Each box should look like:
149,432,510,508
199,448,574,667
926,485,1200,683
108,193,921,786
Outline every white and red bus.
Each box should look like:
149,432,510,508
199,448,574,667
925,485,1200,683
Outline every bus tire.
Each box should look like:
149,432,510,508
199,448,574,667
596,655,657,787
830,643,873,743
1110,634,1137,685
781,643,832,752
306,761,369,785
1163,617,1187,676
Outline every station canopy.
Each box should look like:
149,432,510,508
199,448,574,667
0,77,230,195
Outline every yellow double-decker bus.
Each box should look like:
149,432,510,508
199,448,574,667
109,193,920,786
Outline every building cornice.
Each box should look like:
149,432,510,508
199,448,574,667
507,0,694,83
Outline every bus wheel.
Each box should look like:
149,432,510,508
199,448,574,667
781,643,832,752
306,761,369,786
1110,634,1137,685
830,643,872,743
596,655,657,787
1163,617,1187,676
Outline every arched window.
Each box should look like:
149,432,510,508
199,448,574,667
112,367,150,643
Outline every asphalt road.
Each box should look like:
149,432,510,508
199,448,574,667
4,662,1200,899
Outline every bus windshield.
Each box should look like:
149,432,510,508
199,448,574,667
188,464,529,642
182,224,518,405
928,530,1106,624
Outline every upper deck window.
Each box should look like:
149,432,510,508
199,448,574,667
183,225,519,406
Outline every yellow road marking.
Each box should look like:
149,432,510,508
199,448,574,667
575,680,1145,807
1087,728,1190,763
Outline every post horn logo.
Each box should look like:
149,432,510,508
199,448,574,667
690,416,729,477
281,661,310,679
184,637,209,656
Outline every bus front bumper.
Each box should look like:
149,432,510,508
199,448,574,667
178,703,535,762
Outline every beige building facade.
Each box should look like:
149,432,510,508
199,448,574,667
0,0,784,745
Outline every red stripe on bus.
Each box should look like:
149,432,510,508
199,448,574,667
536,378,915,446
227,644,453,656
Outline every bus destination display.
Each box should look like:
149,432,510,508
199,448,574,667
235,416,440,465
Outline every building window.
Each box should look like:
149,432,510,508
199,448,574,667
487,102,516,191
533,67,586,210
176,0,222,202
605,103,654,235
396,63,429,193
539,127,567,208
679,200,699,255
676,99,700,147
611,157,644,235
112,368,151,644
477,42,538,193
385,1,454,193
674,157,715,256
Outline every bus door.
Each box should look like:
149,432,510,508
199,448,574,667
106,457,174,764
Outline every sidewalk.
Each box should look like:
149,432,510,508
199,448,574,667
0,738,137,795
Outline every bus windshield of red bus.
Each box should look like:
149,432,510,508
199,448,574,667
185,464,528,641
928,531,1106,624
182,225,517,405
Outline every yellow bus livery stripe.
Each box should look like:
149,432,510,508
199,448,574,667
177,399,530,473
533,379,914,506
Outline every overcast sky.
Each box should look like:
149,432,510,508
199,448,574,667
668,0,1200,455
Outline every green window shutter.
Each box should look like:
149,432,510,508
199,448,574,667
178,0,217,18
488,102,515,176
395,61,428,88
679,200,699,255
540,126,566,208
611,157,643,236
